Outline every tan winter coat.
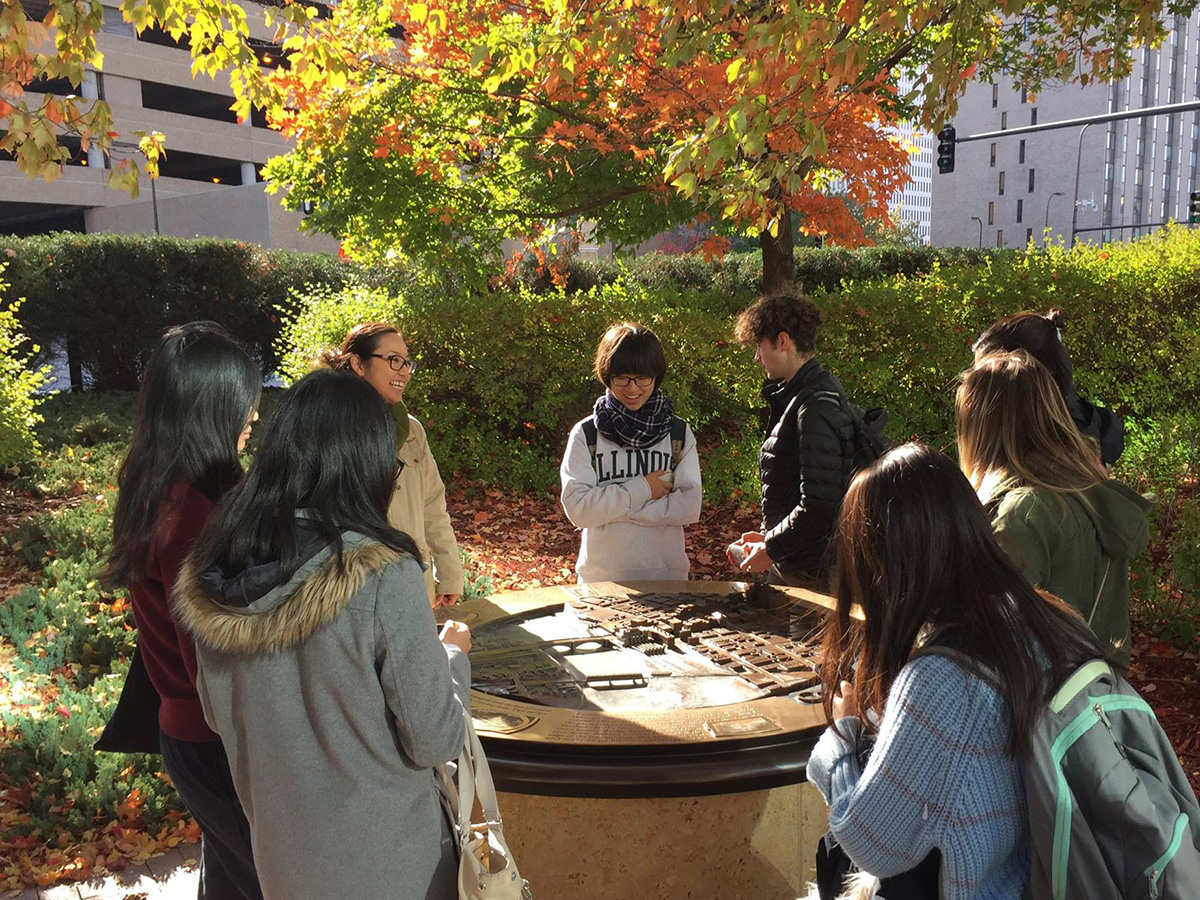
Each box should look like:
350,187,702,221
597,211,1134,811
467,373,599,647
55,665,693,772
390,415,464,601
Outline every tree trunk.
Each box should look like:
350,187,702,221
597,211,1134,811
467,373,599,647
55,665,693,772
67,339,84,392
760,205,795,293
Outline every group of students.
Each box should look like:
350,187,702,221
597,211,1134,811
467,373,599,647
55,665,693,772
105,321,472,900
558,294,1177,898
105,289,1171,900
563,295,1146,674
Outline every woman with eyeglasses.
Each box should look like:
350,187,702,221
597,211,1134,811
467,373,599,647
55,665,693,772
560,322,702,583
321,322,463,607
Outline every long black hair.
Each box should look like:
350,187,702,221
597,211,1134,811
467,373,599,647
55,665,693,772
189,368,420,582
106,322,261,587
821,443,1114,757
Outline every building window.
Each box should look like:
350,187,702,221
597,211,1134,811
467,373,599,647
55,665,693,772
1028,168,1036,192
988,201,995,225
1016,199,1024,222
1019,140,1026,164
1001,111,1008,130
990,143,997,167
997,229,1004,248
999,171,1005,195
1026,227,1034,244
1031,108,1038,125
1021,86,1028,104
992,84,999,108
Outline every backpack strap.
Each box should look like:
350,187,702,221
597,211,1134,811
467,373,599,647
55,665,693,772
581,418,599,472
811,390,846,411
669,416,687,472
585,416,687,472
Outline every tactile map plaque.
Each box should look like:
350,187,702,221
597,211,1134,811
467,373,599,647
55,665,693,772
437,581,840,748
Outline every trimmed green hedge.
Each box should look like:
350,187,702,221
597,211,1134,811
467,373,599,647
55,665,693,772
279,228,1200,501
0,234,352,390
0,233,990,391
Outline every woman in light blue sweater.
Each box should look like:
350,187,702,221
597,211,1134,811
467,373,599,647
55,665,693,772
806,444,1115,900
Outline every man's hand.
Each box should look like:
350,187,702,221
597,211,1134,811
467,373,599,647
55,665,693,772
643,470,670,500
434,593,460,609
832,680,858,721
737,540,774,574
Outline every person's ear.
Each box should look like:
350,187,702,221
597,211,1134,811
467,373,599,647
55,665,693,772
775,332,793,353
349,354,367,377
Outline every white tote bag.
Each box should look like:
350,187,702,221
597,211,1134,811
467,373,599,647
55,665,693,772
450,709,531,900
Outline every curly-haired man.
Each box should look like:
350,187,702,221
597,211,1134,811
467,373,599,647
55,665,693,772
727,292,855,589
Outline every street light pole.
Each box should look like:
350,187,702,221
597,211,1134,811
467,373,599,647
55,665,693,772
970,216,983,248
1044,191,1065,244
1068,124,1094,248
111,140,161,235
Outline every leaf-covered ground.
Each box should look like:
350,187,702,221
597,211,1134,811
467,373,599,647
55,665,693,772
1,481,1197,892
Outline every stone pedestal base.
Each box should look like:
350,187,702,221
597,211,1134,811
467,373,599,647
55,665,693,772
497,782,829,899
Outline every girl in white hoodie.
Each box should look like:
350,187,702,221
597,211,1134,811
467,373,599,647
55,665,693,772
560,322,702,583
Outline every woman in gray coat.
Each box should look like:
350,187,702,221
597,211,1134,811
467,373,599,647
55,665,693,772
174,369,472,900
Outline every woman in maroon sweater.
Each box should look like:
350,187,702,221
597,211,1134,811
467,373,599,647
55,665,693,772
105,322,263,900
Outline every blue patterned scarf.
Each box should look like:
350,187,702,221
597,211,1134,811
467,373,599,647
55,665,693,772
593,390,675,450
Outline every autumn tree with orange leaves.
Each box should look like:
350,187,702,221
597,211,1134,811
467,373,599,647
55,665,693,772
3,0,1197,286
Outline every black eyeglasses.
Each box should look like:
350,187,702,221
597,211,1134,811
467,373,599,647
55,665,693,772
369,354,417,374
611,375,654,389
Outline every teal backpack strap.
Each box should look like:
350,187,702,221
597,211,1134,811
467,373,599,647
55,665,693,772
581,418,599,471
669,416,687,471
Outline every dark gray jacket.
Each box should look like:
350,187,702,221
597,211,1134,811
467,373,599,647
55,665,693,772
759,358,855,575
174,533,469,900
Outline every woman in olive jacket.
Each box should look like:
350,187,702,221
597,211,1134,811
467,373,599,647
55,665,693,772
957,351,1152,664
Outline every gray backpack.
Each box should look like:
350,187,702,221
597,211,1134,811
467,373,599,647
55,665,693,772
918,648,1200,899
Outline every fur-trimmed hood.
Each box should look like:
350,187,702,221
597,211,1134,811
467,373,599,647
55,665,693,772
174,537,406,655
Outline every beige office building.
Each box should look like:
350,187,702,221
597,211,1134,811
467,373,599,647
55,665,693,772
931,13,1200,248
1,1,335,252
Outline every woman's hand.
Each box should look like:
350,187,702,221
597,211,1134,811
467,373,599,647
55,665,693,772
438,620,471,654
643,470,670,500
434,593,460,609
832,680,858,720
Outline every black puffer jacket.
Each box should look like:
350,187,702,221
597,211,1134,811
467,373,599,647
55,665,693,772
1067,391,1124,466
759,358,855,575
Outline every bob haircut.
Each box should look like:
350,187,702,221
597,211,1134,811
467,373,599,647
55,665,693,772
957,350,1106,506
593,322,667,387
973,308,1074,400
821,442,1112,757
106,322,261,587
318,321,402,371
189,368,420,584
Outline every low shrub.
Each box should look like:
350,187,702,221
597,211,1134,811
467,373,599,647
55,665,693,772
0,264,50,466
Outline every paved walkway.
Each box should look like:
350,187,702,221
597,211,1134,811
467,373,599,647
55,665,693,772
9,846,199,900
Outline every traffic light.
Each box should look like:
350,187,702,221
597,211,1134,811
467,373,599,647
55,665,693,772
937,125,956,175
1189,191,1200,224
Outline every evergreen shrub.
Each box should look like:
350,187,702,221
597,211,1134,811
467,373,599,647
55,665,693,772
0,234,350,389
279,227,1200,500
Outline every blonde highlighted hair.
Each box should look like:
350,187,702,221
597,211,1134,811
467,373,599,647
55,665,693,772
956,350,1106,505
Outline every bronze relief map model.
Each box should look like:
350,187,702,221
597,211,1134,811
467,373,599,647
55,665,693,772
447,582,831,750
